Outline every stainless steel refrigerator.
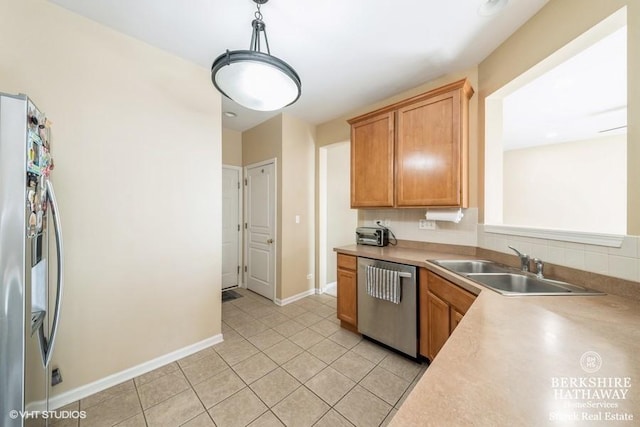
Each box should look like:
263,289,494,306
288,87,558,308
0,93,64,427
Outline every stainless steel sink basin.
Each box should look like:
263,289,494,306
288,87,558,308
430,260,509,274
429,259,605,296
466,273,604,295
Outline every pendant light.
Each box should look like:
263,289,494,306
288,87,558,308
211,0,301,111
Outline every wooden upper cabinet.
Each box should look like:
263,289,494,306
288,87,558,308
349,112,395,208
396,89,463,206
348,79,473,208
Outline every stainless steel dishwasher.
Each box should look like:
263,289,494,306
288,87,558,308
357,257,417,358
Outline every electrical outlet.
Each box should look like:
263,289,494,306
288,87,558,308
374,219,391,227
306,274,313,280
51,368,63,386
419,219,436,230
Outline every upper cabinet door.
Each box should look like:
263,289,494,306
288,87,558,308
396,88,465,207
350,112,395,208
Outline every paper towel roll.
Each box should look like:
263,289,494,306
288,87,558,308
425,208,464,223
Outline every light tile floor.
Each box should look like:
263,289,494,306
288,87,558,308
57,288,427,427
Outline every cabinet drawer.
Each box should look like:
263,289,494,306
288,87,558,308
337,254,357,271
427,271,476,315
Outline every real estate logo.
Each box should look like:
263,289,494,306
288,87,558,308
549,351,634,423
580,351,602,374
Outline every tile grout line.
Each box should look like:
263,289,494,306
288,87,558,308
131,375,149,427
174,359,218,426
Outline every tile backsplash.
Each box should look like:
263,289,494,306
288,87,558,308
360,208,479,247
479,225,640,283
358,208,640,283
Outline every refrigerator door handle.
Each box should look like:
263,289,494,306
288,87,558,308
37,324,48,367
44,179,64,367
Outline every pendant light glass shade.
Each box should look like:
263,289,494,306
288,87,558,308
211,0,301,111
212,51,301,111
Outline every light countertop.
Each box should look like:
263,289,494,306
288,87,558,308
335,245,640,426
335,244,475,268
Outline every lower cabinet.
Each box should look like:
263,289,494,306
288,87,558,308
337,254,358,331
419,268,476,360
425,291,449,361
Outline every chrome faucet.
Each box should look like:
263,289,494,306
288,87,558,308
533,258,544,279
508,246,530,272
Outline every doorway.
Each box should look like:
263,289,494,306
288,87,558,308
244,159,277,300
319,142,357,296
222,165,242,290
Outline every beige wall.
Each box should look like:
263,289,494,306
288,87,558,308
242,115,283,166
478,0,639,235
281,115,316,299
1,0,222,395
222,128,242,166
503,135,626,233
242,114,315,300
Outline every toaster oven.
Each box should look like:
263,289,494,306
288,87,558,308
355,227,389,247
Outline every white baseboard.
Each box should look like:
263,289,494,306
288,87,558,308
48,334,223,410
275,288,315,306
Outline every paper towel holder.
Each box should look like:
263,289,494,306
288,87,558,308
425,208,464,224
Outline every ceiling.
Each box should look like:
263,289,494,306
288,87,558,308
502,26,627,150
49,0,549,132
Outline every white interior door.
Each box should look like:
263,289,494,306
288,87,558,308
222,166,241,290
245,161,276,300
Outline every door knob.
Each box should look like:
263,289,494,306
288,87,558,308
267,239,274,244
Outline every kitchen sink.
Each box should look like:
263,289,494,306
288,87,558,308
466,273,603,296
429,260,605,296
430,260,509,274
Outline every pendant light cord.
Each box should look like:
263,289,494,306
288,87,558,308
210,0,301,111
250,2,271,54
